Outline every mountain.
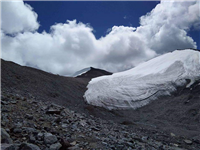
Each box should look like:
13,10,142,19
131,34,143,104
74,67,112,78
2,59,149,150
84,49,200,110
1,59,89,110
72,67,91,77
1,54,200,149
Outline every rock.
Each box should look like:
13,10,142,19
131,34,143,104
0,95,5,100
54,117,61,123
49,142,62,150
22,137,26,141
14,122,23,128
39,117,45,121
1,101,8,105
46,108,61,115
25,114,34,120
68,145,80,150
184,139,192,145
11,101,17,104
13,128,22,133
4,144,20,150
60,138,71,150
29,135,36,143
2,109,10,113
173,143,179,147
1,128,13,144
170,133,176,137
19,143,41,150
61,124,68,128
44,133,57,144
22,127,37,134
37,132,44,141
91,127,100,131
79,120,87,127
193,138,200,144
70,141,76,146
1,144,14,150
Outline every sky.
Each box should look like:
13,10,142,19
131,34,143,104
1,0,200,76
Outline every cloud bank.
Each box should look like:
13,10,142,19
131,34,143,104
1,1,39,34
1,0,199,75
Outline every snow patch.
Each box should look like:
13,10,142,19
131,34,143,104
72,67,91,77
84,49,200,110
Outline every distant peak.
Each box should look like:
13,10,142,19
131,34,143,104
74,67,112,79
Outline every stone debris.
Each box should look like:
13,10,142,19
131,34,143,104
1,92,199,150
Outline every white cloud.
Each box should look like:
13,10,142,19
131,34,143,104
1,21,155,75
1,0,39,34
1,0,199,75
137,0,199,53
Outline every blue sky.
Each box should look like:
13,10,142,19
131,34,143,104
25,1,158,38
1,1,200,75
26,1,199,47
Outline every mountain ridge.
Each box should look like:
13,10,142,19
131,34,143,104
75,67,112,78
1,49,200,149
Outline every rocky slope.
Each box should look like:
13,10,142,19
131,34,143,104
2,91,199,150
1,58,200,150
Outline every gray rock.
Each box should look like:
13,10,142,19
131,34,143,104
14,122,23,128
44,133,57,144
1,144,13,150
49,142,62,150
170,133,176,137
29,135,36,143
25,114,34,120
1,101,9,105
0,95,5,100
184,139,193,145
91,127,100,131
46,108,61,115
1,128,13,144
37,132,44,141
22,127,37,134
11,101,17,104
19,143,41,150
4,144,20,150
61,124,68,128
13,128,22,134
68,145,80,150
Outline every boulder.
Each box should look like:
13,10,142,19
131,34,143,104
19,143,41,150
49,142,62,150
1,128,13,144
44,133,57,144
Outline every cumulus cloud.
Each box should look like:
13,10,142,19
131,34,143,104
1,0,39,34
137,0,199,53
1,0,199,75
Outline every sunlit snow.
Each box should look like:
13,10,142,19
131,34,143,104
84,49,200,110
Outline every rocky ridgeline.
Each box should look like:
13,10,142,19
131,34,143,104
1,90,199,150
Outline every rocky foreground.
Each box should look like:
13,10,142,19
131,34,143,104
1,91,200,150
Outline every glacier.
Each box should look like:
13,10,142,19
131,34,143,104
84,49,200,110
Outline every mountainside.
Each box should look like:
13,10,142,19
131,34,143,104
72,67,91,77
1,59,89,111
84,49,200,110
1,54,200,149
